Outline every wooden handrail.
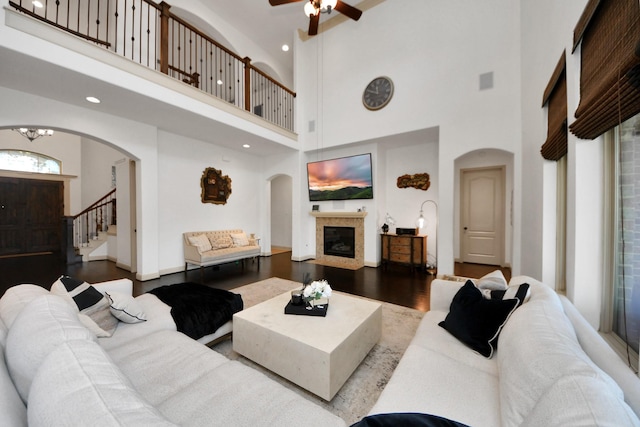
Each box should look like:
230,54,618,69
164,7,244,62
9,1,111,47
8,0,297,131
248,63,297,97
74,188,116,219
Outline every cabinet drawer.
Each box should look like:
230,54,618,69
390,237,411,246
390,253,411,263
389,245,411,255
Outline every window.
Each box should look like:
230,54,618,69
0,150,61,174
611,112,640,356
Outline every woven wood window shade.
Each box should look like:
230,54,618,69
569,0,640,140
541,52,567,161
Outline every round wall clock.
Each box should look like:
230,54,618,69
362,76,394,110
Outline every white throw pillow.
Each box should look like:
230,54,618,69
230,232,250,247
188,234,212,253
476,270,508,291
105,292,147,323
50,276,118,337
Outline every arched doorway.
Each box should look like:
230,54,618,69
0,128,137,271
270,174,292,253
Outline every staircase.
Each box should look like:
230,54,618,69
67,189,116,263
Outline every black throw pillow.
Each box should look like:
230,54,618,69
439,280,518,358
350,413,470,427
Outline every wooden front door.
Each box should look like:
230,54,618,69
0,177,63,256
460,167,505,266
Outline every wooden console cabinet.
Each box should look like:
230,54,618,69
381,234,427,272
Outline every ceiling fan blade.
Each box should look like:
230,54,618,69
269,0,304,6
334,1,362,21
308,13,320,36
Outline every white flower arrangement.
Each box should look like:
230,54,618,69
302,279,332,301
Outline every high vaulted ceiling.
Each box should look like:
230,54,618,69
197,0,383,85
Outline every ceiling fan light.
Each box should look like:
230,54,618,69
304,2,318,17
322,0,338,10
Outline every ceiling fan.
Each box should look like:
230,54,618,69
269,0,363,36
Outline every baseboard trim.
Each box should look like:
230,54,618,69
136,271,160,281
116,262,131,271
159,266,185,276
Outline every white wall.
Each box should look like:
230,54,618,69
296,0,522,274
81,137,128,209
156,130,265,274
382,138,439,266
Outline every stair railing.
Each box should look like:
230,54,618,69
72,189,117,249
8,0,296,132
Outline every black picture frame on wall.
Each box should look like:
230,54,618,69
312,205,320,211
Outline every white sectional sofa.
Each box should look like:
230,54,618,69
0,279,346,427
369,275,640,426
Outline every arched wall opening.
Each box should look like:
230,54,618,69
268,173,293,254
0,126,139,273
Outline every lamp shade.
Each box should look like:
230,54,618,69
304,2,317,17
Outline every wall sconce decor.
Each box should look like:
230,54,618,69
201,167,232,205
397,173,430,191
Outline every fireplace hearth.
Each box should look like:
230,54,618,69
324,226,355,258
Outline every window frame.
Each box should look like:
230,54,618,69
603,118,640,372
0,149,62,174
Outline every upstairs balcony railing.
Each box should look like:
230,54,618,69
9,0,296,132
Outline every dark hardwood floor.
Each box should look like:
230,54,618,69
0,251,511,312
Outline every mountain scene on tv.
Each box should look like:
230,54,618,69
308,154,373,201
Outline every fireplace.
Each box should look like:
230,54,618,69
311,211,366,269
324,226,355,258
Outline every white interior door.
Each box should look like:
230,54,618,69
461,167,505,265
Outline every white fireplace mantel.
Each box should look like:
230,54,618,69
310,211,368,218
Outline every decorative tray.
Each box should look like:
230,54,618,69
284,301,328,317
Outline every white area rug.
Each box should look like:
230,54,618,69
210,277,424,425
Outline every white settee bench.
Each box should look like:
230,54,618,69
183,229,260,278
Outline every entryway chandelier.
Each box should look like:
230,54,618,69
13,128,54,142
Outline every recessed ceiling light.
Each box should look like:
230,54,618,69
216,79,223,85
243,144,250,148
85,96,101,104
32,1,43,8
282,44,290,52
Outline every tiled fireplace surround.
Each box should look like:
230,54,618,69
311,212,367,269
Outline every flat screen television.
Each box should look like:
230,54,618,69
307,153,374,201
